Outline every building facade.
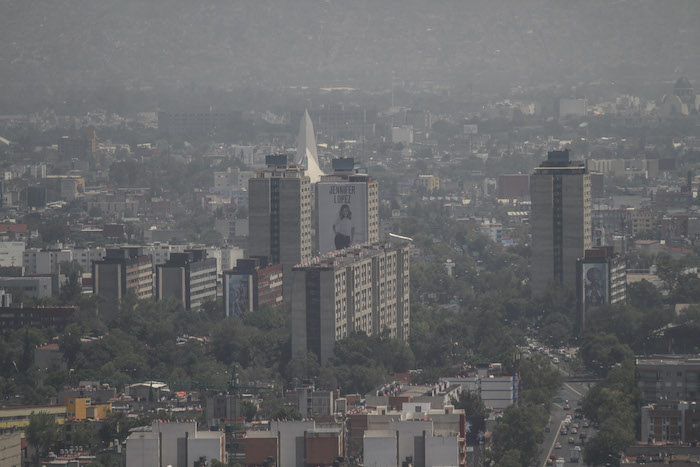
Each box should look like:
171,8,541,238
291,243,410,365
316,158,379,255
93,247,153,321
576,246,627,332
248,155,312,276
530,150,592,294
156,250,217,311
222,257,283,317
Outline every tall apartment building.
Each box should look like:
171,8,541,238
530,150,592,294
93,247,153,321
249,155,312,274
576,246,627,332
316,158,379,254
156,250,217,311
291,243,410,365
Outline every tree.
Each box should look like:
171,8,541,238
627,280,663,311
26,411,60,462
451,390,486,444
59,261,83,305
579,333,633,376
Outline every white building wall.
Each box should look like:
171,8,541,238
125,434,159,467
269,420,315,467
0,242,24,268
363,433,397,467
425,436,459,467
390,420,433,465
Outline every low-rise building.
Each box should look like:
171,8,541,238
126,421,225,467
245,420,342,467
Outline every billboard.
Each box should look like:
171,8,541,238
317,182,368,254
582,263,608,317
224,273,251,317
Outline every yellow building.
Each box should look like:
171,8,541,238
65,397,112,420
0,406,67,429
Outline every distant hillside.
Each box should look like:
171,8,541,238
1,0,699,105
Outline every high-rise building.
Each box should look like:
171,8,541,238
291,243,410,365
316,158,379,254
248,155,312,274
156,250,217,311
93,247,153,321
576,246,626,333
530,149,591,294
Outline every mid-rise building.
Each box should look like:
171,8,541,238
316,158,379,254
58,128,97,160
22,248,72,275
636,356,700,404
576,246,627,332
351,403,466,466
93,247,153,321
0,276,55,298
249,155,312,276
156,250,217,311
222,257,283,317
530,149,592,294
291,243,410,365
415,174,440,193
636,356,700,444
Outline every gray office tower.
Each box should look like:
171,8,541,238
249,155,312,284
530,150,592,295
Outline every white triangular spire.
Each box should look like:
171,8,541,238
297,109,325,183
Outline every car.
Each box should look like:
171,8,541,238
574,446,582,452
582,420,590,428
546,459,553,465
579,431,587,439
560,429,568,436
572,427,578,434
568,437,575,444
545,426,551,433
555,442,562,449
563,403,571,409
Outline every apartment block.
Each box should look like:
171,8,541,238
291,243,410,365
93,247,153,321
156,250,217,311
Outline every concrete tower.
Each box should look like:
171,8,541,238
530,150,591,295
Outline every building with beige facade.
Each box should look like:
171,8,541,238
291,243,410,365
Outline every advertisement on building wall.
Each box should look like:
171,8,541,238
317,182,367,254
224,273,250,317
582,263,608,317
